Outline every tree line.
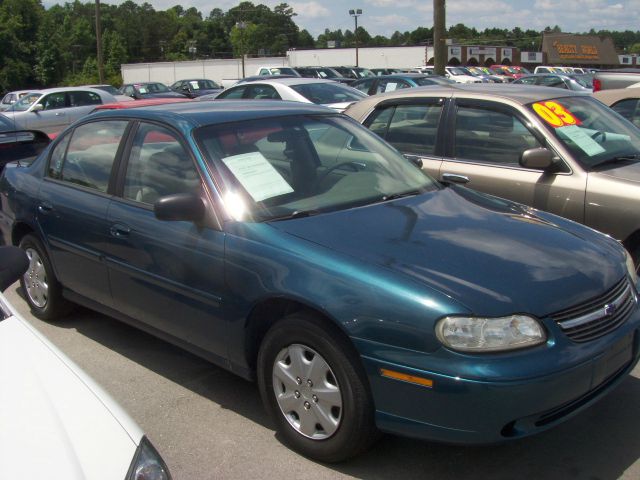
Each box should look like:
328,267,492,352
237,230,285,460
2,0,640,92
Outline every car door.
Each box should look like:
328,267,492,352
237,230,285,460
362,97,446,178
104,121,228,360
65,90,104,123
37,119,129,307
440,99,586,223
25,92,69,134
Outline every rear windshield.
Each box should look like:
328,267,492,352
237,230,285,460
290,83,366,105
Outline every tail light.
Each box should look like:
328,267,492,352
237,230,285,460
593,78,602,92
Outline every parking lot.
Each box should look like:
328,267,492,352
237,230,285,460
6,284,639,479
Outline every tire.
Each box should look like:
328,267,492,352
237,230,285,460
19,234,71,321
257,312,379,462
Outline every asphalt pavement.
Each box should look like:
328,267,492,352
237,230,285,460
7,285,640,480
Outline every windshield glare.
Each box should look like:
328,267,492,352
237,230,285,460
195,115,437,221
528,96,640,169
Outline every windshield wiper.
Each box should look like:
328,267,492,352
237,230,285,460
268,209,322,221
380,190,422,202
591,154,640,170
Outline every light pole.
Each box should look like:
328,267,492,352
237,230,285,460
349,9,362,67
236,21,247,78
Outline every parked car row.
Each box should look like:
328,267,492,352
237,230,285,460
2,65,640,467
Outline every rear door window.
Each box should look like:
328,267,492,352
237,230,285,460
453,103,542,165
122,124,201,204
57,121,128,192
364,102,443,155
611,98,640,128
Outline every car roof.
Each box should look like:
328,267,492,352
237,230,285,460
593,87,640,105
29,86,109,95
244,78,339,86
93,97,194,110
345,83,588,117
88,100,336,128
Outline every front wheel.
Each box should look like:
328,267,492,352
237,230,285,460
257,312,378,462
19,234,70,321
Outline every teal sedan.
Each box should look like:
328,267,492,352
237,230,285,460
0,101,638,462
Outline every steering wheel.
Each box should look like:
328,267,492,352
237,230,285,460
316,161,366,185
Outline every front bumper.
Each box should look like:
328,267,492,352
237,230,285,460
358,321,640,444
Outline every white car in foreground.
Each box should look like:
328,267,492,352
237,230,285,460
0,246,170,480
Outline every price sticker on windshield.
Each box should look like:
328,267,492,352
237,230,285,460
532,101,581,128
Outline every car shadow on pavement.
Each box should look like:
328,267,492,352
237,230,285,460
24,290,640,479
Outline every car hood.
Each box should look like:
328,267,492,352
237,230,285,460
0,307,141,478
592,161,640,183
270,186,624,317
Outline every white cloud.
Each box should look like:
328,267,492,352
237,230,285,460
290,2,331,18
369,14,412,28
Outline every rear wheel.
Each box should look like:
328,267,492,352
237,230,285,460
19,234,70,321
257,312,378,462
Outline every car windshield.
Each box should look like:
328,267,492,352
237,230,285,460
315,68,340,78
270,67,298,76
448,68,467,76
138,83,170,93
189,79,219,90
290,83,366,104
7,92,42,112
92,85,119,95
528,95,640,169
194,115,438,221
570,74,593,88
354,68,375,78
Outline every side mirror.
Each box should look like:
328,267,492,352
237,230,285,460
404,155,423,168
154,193,205,222
520,148,555,170
31,104,44,112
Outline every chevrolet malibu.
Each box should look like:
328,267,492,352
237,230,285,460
0,101,638,462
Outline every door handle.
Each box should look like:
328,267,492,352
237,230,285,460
110,224,131,238
55,112,64,116
37,202,53,214
441,173,470,185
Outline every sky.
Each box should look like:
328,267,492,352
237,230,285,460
43,0,640,37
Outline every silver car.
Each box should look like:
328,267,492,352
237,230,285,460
204,78,366,112
2,87,117,135
346,84,640,268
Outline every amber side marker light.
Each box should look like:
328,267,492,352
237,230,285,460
380,368,434,388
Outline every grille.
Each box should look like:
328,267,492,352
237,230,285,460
551,278,637,342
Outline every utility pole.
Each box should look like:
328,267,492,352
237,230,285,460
95,0,104,83
433,0,446,76
349,9,363,67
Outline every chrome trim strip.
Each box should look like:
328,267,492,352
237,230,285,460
558,284,633,330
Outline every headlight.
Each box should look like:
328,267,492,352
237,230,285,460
126,436,172,480
624,249,638,285
436,315,546,352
